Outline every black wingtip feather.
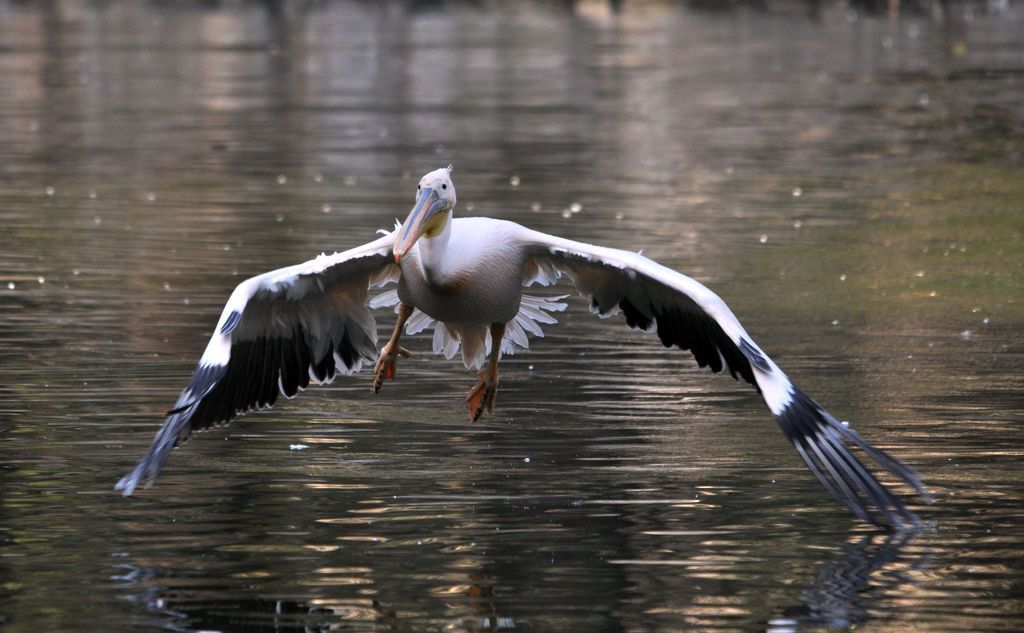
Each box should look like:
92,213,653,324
775,386,926,529
165,364,226,416
115,405,197,496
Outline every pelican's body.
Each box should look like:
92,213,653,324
398,217,526,326
117,166,928,528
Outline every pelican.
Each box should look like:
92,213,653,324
116,166,928,527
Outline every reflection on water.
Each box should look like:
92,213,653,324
122,531,928,632
769,531,929,631
1,1,1023,631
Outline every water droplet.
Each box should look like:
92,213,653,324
523,457,531,463
960,330,972,341
791,187,802,197
569,202,583,214
831,319,840,326
6,282,14,290
322,204,332,214
163,282,171,291
183,298,191,306
530,201,542,212
221,244,231,251
929,291,937,297
561,209,572,219
510,174,521,187
93,216,102,225
614,212,625,220
725,165,735,175
792,220,802,229
313,173,323,183
37,276,45,284
146,191,156,202
839,274,847,281
88,190,97,199
528,364,534,371
918,93,931,107
45,186,55,196
275,214,285,222
465,203,475,212
915,270,924,278
982,317,990,325
276,174,287,185
72,269,80,276
759,234,768,244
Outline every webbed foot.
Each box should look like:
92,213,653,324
373,344,412,393
465,367,499,421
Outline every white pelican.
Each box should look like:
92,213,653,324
116,166,928,527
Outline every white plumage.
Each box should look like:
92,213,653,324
117,166,928,528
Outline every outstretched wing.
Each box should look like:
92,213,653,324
116,233,399,495
522,229,928,528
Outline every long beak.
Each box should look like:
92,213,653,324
393,188,446,262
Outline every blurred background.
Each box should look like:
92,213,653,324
1,1,1022,631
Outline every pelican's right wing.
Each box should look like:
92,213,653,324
521,228,928,528
116,232,399,495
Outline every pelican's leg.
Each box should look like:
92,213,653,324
466,322,506,421
373,303,414,393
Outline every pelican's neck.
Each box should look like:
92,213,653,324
418,211,454,278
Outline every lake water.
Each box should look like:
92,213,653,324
1,1,1022,631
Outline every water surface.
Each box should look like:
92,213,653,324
1,1,1022,631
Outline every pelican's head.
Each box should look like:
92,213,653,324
393,165,456,262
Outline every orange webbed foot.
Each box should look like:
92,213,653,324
372,345,412,393
465,368,499,422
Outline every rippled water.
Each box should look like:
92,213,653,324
1,1,1023,631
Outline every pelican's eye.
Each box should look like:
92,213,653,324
442,183,447,190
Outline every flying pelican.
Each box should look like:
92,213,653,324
116,166,928,527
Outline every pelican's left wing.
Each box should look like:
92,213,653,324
116,233,398,495
521,229,927,528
